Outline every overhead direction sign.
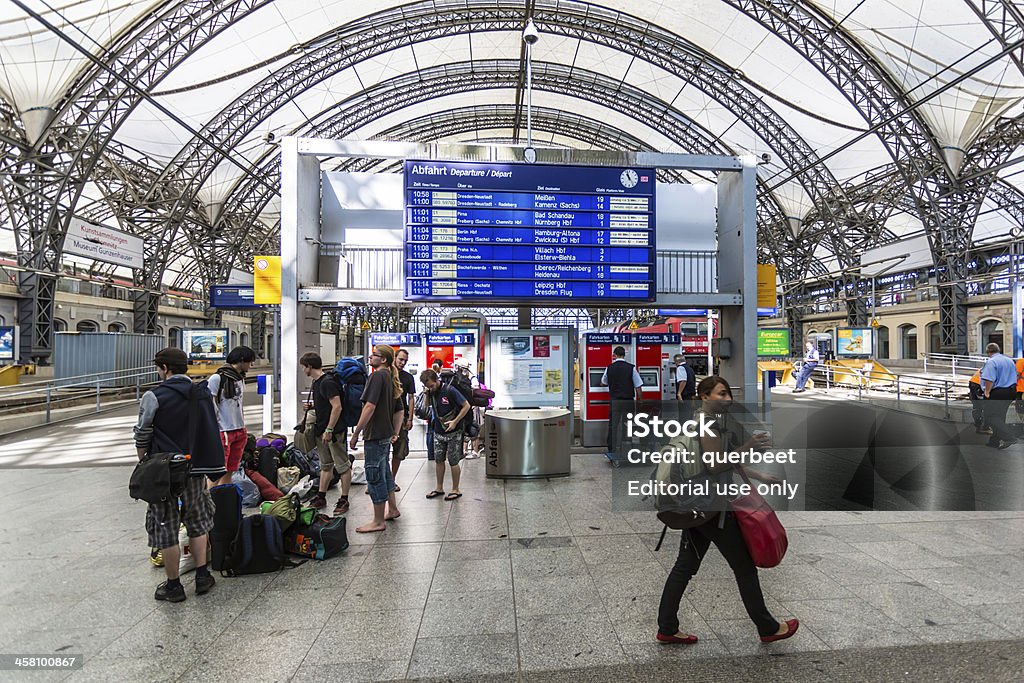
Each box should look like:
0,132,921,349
64,217,144,270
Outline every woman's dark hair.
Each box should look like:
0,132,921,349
227,346,256,364
696,375,732,400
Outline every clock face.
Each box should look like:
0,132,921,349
524,147,537,163
620,169,639,188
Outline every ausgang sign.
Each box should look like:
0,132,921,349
65,217,144,270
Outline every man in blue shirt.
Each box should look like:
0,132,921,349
793,341,819,393
980,343,1018,449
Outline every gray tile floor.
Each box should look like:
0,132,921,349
1,405,1023,681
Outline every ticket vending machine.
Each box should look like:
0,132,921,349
425,332,478,371
635,333,680,402
369,332,426,378
580,332,634,447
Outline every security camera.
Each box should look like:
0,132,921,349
522,19,539,45
761,152,771,164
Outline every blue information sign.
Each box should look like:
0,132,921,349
209,284,259,309
404,160,656,303
636,333,681,344
370,333,422,346
585,333,633,345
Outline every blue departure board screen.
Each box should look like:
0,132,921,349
403,160,656,302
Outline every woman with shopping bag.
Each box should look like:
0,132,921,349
655,375,799,645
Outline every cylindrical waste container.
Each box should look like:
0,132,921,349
484,408,571,479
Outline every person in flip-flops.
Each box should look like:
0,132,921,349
420,369,471,501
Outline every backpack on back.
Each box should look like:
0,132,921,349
437,371,480,435
323,360,367,430
226,514,288,576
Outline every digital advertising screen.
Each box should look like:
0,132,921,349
0,326,14,361
836,328,873,357
404,160,656,303
757,328,790,357
183,328,229,362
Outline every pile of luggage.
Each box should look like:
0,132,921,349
154,433,349,575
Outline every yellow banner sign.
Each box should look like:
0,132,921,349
757,264,777,309
253,255,282,304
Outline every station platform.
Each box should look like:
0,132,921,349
1,405,1023,681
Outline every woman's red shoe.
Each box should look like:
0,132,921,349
760,618,799,643
656,632,698,644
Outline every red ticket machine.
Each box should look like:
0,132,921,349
580,333,634,447
425,332,478,371
635,333,682,401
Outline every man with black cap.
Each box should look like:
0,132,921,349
134,348,226,602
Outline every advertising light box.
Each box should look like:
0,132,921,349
757,328,790,357
404,160,656,303
183,328,229,362
0,326,14,361
836,328,873,357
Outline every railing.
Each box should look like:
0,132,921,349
0,366,160,434
327,244,718,294
923,353,988,376
796,362,971,420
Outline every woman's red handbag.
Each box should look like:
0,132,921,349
731,471,788,568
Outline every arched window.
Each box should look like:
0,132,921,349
899,324,917,360
76,320,99,332
926,322,941,355
107,322,126,333
168,327,182,349
979,318,1004,354
876,325,889,359
240,332,249,347
53,319,68,333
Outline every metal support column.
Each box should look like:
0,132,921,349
17,271,56,364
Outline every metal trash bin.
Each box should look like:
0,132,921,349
483,408,572,479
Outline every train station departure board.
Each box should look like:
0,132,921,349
403,160,656,302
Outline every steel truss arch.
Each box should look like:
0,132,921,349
964,0,1024,76
720,0,1001,349
179,101,814,289
143,0,860,294
200,61,827,290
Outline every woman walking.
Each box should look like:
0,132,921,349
657,375,799,644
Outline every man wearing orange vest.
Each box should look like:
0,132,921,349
969,369,988,434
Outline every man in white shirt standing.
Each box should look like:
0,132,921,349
207,346,256,485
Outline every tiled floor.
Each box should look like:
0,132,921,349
0,404,1023,681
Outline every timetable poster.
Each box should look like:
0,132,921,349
403,160,656,303
494,333,566,402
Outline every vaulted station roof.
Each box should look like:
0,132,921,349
1,0,1023,290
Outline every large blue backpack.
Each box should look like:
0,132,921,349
330,357,368,429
